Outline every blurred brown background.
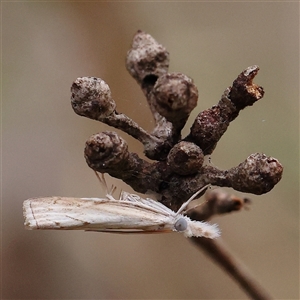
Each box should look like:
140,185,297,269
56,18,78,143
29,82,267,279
2,2,299,299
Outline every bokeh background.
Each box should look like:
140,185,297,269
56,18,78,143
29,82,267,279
2,2,299,299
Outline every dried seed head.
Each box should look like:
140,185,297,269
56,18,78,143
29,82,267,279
69,30,283,210
71,77,116,119
187,189,252,221
228,153,283,194
167,141,204,175
187,66,265,155
126,30,169,85
152,73,198,124
229,65,264,109
189,105,230,155
84,131,129,173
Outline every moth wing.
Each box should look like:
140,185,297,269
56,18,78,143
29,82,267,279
119,192,175,215
23,197,175,231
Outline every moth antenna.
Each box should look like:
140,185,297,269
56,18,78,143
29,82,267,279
185,202,205,214
175,184,210,216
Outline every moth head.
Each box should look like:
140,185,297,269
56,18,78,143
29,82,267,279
174,217,188,232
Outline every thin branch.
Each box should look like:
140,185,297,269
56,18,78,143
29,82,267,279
191,238,273,300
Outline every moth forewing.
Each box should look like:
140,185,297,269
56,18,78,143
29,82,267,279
23,191,220,238
23,196,177,231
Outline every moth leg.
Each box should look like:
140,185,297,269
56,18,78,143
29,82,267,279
94,171,117,201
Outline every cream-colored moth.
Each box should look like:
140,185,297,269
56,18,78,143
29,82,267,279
23,175,220,239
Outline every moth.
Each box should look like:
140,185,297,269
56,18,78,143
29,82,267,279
23,174,220,239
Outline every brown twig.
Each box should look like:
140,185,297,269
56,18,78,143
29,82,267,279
188,190,271,299
192,238,273,300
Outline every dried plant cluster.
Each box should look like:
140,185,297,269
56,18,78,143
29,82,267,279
70,30,283,220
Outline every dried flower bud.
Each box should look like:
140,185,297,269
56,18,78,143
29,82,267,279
228,153,283,194
71,77,116,119
126,30,169,86
187,189,251,221
167,141,204,175
229,65,264,109
152,73,198,124
188,66,264,155
188,101,231,155
84,131,129,173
